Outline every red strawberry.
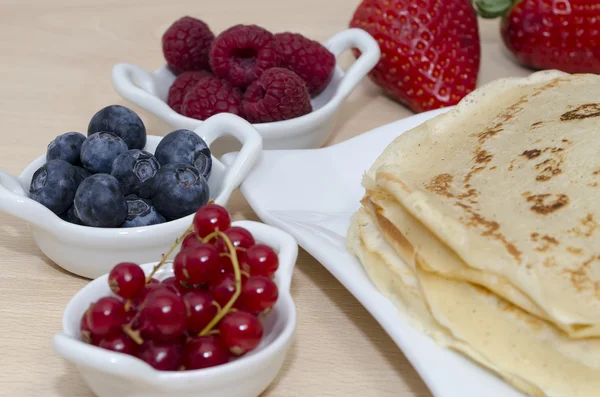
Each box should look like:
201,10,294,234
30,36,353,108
349,0,481,113
475,0,600,73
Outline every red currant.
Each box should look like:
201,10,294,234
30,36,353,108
219,312,263,356
243,244,279,277
99,332,137,355
173,244,220,285
193,204,231,238
183,291,219,333
218,250,247,275
141,289,187,342
130,279,164,309
87,297,126,339
239,276,279,314
161,277,194,296
181,233,203,251
108,262,146,299
215,226,255,252
184,336,230,370
137,341,184,371
80,308,96,345
210,273,248,307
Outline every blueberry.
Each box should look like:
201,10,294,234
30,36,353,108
122,195,166,228
80,132,128,174
154,129,212,178
74,174,127,227
59,204,84,225
46,132,86,165
151,163,209,220
111,150,160,197
74,166,92,183
88,105,146,150
29,159,79,215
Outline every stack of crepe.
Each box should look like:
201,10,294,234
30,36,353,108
347,70,600,397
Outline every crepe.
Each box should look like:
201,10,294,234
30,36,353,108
347,70,600,396
349,207,600,397
365,70,600,332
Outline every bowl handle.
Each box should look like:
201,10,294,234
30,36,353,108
324,28,381,104
0,171,57,231
194,114,263,206
111,63,179,125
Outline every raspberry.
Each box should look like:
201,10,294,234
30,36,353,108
181,76,243,121
167,71,212,114
210,25,281,88
274,33,336,96
242,67,312,123
162,16,215,74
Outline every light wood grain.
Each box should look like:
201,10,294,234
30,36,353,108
0,1,531,396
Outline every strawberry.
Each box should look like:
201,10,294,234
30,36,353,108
349,0,481,113
475,0,600,73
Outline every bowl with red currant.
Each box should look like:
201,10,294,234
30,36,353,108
54,204,298,397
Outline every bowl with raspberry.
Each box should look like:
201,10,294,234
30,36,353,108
54,204,299,397
112,17,380,150
0,107,262,279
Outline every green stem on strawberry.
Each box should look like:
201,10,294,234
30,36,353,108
472,0,515,18
145,224,194,283
199,231,242,336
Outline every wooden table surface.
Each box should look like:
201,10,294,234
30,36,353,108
0,1,532,396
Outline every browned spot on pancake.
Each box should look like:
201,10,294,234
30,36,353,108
525,193,569,214
561,103,600,121
474,149,493,164
535,235,559,252
457,188,478,200
530,232,539,240
562,138,571,144
521,149,541,159
531,78,566,97
570,214,599,237
567,246,584,255
508,160,516,171
455,201,522,263
564,256,597,292
589,182,599,188
489,166,497,170
464,166,486,184
593,169,600,176
534,155,563,181
544,257,558,268
531,121,543,127
425,173,454,198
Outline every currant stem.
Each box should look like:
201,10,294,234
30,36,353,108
122,323,144,345
199,231,242,336
146,224,194,283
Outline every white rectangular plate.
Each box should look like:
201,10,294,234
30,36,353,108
230,108,525,397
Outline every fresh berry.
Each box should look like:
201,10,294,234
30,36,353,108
122,195,166,228
193,204,231,238
173,244,220,285
29,160,79,215
215,226,255,252
219,311,263,356
162,16,215,74
87,297,126,339
181,233,203,251
137,340,184,371
131,278,162,309
475,0,600,73
74,174,128,227
181,76,244,122
80,132,129,174
243,67,312,123
218,250,246,275
88,105,147,150
151,163,209,220
275,32,336,96
349,0,481,112
80,308,95,344
141,289,188,341
46,132,86,165
99,332,137,355
59,204,84,225
109,262,146,299
184,336,230,370
211,273,248,307
239,276,278,314
167,71,212,113
154,129,212,179
183,291,219,333
242,244,279,277
74,166,92,183
161,276,192,296
210,24,282,88
111,150,160,197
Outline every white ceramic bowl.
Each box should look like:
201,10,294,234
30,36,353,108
54,220,298,397
111,28,380,150
0,113,262,279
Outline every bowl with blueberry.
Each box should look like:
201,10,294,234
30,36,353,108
111,17,380,150
0,105,262,279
